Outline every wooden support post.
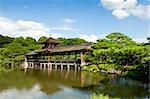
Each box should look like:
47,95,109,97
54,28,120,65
78,66,81,71
67,62,70,71
35,63,37,69
49,63,52,70
61,63,63,71
81,50,85,66
24,56,28,70
44,63,46,70
27,63,30,69
40,63,42,70
55,62,57,69
32,62,34,69
74,62,77,70
28,62,30,69
47,63,49,69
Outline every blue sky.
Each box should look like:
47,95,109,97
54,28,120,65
0,0,149,42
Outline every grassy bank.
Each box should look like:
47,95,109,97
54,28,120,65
0,65,23,73
0,66,13,73
90,93,109,99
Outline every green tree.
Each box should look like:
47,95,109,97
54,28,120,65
25,37,37,45
38,36,48,43
0,35,14,48
59,38,86,46
0,36,41,67
106,32,136,45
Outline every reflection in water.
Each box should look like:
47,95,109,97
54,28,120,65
0,84,89,99
0,70,149,99
0,84,50,99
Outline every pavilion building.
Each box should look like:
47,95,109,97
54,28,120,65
24,37,91,70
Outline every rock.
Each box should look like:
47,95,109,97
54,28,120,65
108,68,118,74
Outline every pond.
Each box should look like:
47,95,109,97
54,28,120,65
0,70,149,99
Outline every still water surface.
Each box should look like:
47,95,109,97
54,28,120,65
0,70,149,99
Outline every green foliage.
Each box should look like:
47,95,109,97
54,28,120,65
0,35,87,68
91,93,109,99
38,36,48,42
98,64,117,70
58,37,86,46
92,48,114,64
114,46,149,66
87,32,149,77
0,66,13,73
0,35,14,48
106,32,136,45
83,65,100,72
92,39,122,49
0,36,41,67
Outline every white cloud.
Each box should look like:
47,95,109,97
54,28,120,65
128,5,150,19
0,17,63,39
62,18,75,23
79,34,98,42
101,0,150,19
101,0,125,10
112,9,130,19
50,25,76,32
50,18,77,32
133,38,149,43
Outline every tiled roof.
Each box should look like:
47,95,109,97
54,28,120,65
25,43,91,56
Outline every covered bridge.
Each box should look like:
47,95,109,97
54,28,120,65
24,37,92,70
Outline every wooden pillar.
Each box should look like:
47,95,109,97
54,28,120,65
35,63,37,69
27,62,29,69
81,50,85,66
78,66,81,71
30,62,31,69
49,63,52,70
44,63,46,70
74,62,77,70
61,63,63,71
24,56,28,69
55,62,57,69
40,63,42,70
67,62,70,71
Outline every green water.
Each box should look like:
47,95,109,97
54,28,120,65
0,70,149,99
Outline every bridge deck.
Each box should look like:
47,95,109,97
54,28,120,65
25,59,81,71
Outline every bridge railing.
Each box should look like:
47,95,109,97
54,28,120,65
27,59,81,63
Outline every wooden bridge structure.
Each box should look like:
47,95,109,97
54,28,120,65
24,37,91,71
